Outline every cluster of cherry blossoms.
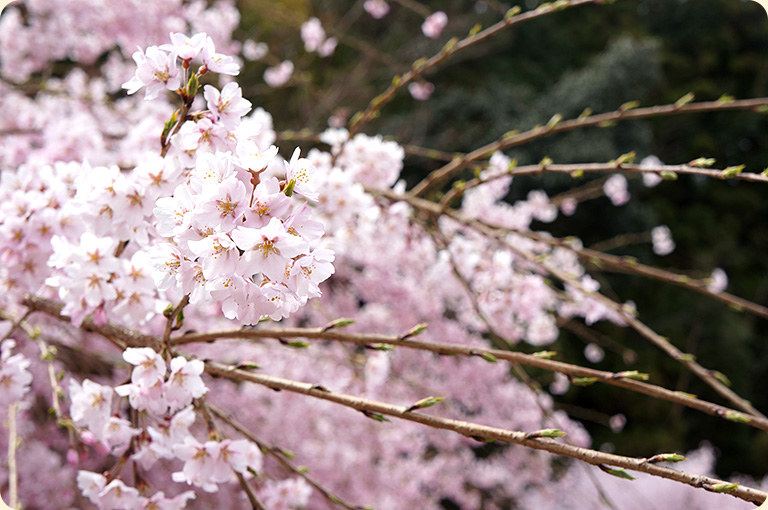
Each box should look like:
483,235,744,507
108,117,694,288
0,340,32,406
3,31,334,327
71,347,265,509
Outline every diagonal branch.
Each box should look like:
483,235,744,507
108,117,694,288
411,97,768,196
203,360,768,506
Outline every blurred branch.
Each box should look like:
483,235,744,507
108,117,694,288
208,404,365,510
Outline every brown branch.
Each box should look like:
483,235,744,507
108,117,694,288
208,404,365,510
203,360,768,506
172,328,768,434
347,0,600,137
372,190,766,418
411,98,768,196
7,403,19,509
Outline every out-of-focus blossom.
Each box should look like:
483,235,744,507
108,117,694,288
264,60,294,87
422,11,448,39
707,267,728,293
651,225,675,256
603,174,630,206
408,81,435,100
364,0,390,18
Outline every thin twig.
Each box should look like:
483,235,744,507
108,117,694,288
347,0,600,137
203,360,768,506
172,328,768,433
412,98,768,196
208,404,364,510
376,189,767,418
7,402,19,510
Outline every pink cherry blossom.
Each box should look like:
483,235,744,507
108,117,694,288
264,60,294,88
203,82,252,129
122,46,181,100
123,347,167,387
422,11,448,39
364,0,390,19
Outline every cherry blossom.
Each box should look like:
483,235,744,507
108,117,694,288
422,11,448,39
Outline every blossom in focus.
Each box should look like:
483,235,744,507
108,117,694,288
364,0,390,18
122,46,181,100
264,60,294,87
201,36,240,75
163,32,207,61
284,147,319,201
204,82,252,129
422,11,448,39
123,347,167,387
164,357,208,411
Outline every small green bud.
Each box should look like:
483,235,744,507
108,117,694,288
599,466,636,480
721,165,744,178
370,343,395,351
620,100,640,112
279,339,310,348
711,371,732,387
724,411,751,424
442,37,459,53
323,318,356,330
648,453,687,463
578,108,592,119
678,353,696,362
571,377,597,386
186,74,199,97
362,410,390,422
505,6,522,19
501,130,519,141
411,57,428,70
690,157,716,168
660,171,678,180
532,351,557,360
615,151,636,165
526,428,567,439
571,169,584,178
237,362,261,370
614,370,649,381
401,323,428,339
717,94,735,104
477,352,497,363
406,396,445,412
707,482,739,493
162,304,175,318
546,113,563,130
539,156,553,167
468,24,482,37
675,92,695,108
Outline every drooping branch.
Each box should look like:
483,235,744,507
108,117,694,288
172,326,768,433
203,360,768,506
376,189,766,418
347,0,601,137
411,97,768,196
